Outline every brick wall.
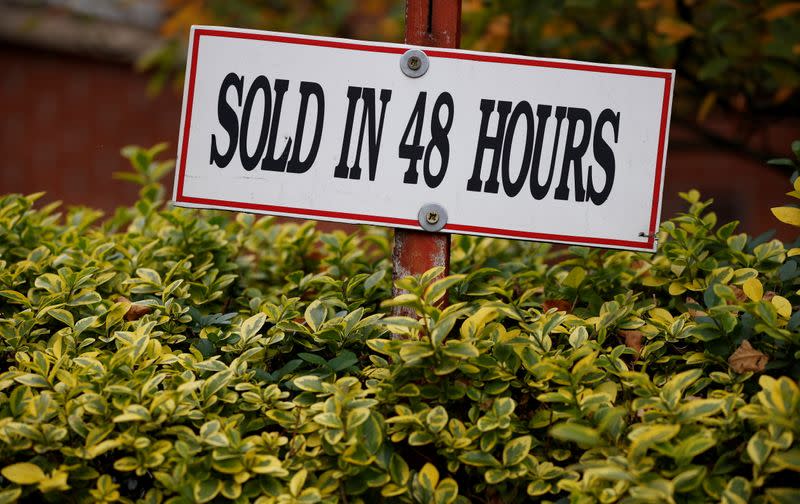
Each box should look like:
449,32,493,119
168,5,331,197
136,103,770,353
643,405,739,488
1,43,179,210
1,42,799,241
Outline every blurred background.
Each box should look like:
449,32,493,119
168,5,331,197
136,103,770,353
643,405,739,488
1,0,799,239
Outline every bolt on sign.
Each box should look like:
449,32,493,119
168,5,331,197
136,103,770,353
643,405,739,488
173,26,674,252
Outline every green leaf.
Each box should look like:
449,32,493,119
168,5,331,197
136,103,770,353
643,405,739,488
105,301,129,330
766,488,800,504
430,314,458,348
35,273,64,293
662,369,702,404
364,269,386,293
328,351,358,372
420,266,446,287
240,312,266,341
721,476,751,504
772,295,792,318
628,424,681,457
757,375,798,416
484,468,509,484
15,374,50,388
426,406,448,433
434,478,458,504
569,326,589,348
37,469,69,493
390,453,410,485
68,291,102,306
743,277,764,301
249,455,287,476
408,431,435,446
193,479,221,503
0,290,30,306
527,480,551,496
381,483,408,498
460,306,498,339
304,300,327,332
673,466,706,493
294,375,324,392
418,463,439,491
459,451,501,467
442,341,479,359
503,436,531,466
162,279,183,298
669,282,687,296
380,316,422,329
347,408,371,429
674,431,716,460
772,448,800,472
563,267,586,288
136,268,162,285
74,316,98,336
202,369,233,398
48,308,74,327
772,206,800,227
289,468,307,496
0,488,22,504
399,342,435,364
747,432,771,467
424,274,465,305
113,404,151,423
298,352,329,367
677,398,723,421
549,423,602,447
732,267,758,283
2,463,46,484
492,397,515,417
585,466,633,482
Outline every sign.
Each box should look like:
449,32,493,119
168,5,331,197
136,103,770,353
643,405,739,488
173,26,674,251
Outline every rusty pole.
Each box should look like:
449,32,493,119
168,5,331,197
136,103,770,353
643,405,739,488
392,0,461,308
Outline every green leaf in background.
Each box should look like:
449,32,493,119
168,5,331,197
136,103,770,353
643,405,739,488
1,463,46,485
550,423,603,447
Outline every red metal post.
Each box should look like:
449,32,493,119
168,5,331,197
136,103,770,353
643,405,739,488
392,0,461,308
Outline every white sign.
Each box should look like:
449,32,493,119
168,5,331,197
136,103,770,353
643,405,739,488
173,26,674,251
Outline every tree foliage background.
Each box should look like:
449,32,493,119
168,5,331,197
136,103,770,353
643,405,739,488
144,0,800,162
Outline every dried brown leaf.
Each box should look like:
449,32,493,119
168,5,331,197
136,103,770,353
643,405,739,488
543,299,572,313
729,285,749,304
619,330,644,358
117,296,152,321
729,340,768,373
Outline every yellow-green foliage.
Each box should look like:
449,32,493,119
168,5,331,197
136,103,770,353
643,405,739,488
771,141,800,232
0,145,799,503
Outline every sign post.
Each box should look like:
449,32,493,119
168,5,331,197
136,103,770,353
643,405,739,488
393,0,461,307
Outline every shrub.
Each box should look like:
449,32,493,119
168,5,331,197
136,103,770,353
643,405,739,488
0,144,799,503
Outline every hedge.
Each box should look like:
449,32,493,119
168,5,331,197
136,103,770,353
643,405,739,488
0,143,799,503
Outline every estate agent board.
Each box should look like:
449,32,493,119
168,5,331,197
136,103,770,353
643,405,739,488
173,26,674,251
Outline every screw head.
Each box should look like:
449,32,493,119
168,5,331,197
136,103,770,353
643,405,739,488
400,49,429,78
417,203,446,231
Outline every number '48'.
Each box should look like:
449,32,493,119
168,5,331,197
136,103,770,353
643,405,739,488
399,91,454,188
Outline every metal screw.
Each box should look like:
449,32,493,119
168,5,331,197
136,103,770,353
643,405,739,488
417,203,446,231
400,49,429,78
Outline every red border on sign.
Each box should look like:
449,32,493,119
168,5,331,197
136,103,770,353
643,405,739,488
175,28,673,250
